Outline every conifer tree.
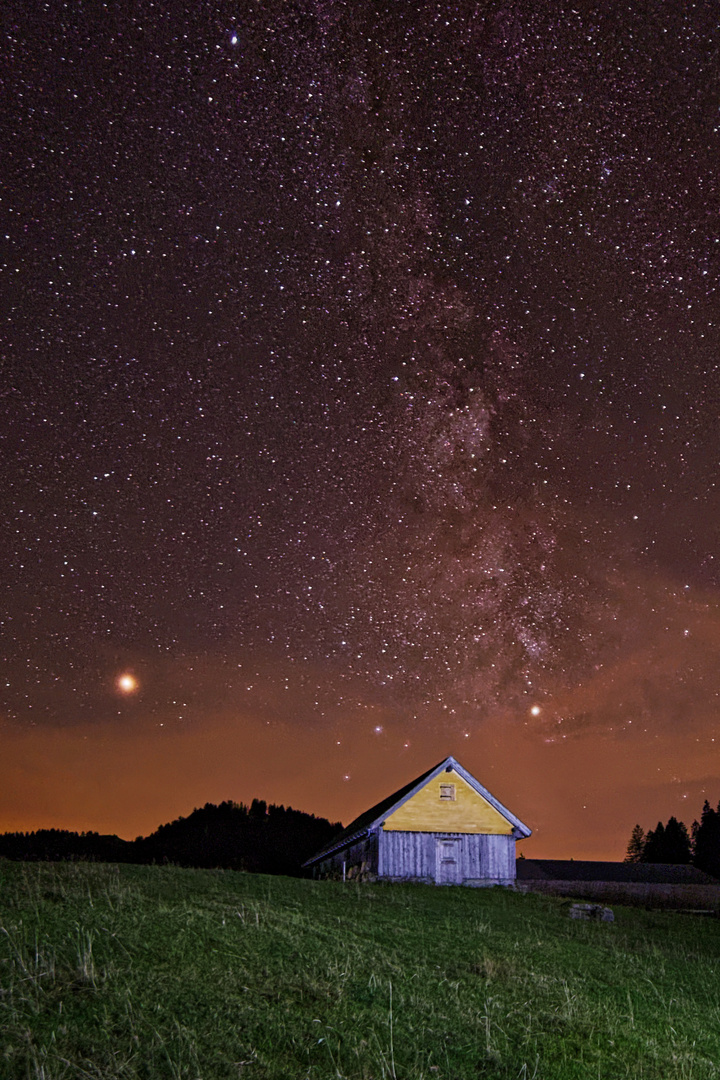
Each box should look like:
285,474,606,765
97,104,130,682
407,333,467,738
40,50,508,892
662,816,691,863
692,799,720,879
641,817,691,863
641,821,666,862
624,824,646,863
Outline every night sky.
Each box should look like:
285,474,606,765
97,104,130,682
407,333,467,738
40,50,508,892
3,1,720,859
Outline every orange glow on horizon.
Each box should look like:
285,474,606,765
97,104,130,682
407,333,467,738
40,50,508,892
0,705,715,862
3,571,720,862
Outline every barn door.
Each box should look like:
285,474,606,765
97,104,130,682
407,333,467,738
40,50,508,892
436,838,461,884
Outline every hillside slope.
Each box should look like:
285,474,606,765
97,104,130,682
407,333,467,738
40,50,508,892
1,861,719,1079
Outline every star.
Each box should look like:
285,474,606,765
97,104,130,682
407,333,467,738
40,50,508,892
116,674,139,696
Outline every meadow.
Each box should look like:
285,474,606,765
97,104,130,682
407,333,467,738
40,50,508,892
1,860,719,1080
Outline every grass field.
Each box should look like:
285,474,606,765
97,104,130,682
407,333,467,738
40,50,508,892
1,861,719,1079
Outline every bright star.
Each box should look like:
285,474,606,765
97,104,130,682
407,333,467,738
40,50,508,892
116,673,138,695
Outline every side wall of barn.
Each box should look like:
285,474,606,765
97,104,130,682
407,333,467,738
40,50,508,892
378,830,516,885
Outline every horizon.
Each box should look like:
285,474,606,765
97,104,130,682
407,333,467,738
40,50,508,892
3,722,713,861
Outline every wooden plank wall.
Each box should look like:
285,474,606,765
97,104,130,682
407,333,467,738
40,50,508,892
378,830,516,883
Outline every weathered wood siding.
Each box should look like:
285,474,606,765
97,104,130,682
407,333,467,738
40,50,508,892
378,829,516,884
383,769,512,834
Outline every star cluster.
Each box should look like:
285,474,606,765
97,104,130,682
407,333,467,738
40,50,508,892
2,1,720,853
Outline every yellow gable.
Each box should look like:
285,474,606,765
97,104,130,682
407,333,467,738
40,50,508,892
382,769,512,834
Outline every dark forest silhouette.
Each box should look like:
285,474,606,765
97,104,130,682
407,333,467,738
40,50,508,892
0,800,342,876
624,799,720,879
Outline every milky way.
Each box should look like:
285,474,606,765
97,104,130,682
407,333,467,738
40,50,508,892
2,2,720,851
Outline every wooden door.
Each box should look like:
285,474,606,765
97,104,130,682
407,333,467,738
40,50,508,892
436,838,461,884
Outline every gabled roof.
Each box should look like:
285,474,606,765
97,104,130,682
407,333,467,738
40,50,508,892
517,859,720,886
303,756,531,867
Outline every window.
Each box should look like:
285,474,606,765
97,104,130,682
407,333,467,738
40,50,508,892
439,783,456,801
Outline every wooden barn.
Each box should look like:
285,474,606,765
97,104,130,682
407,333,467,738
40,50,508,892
303,756,531,886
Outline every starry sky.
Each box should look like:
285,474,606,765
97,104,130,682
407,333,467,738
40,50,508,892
3,0,720,859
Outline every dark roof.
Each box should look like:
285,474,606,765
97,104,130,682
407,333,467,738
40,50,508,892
517,859,720,886
303,761,439,866
303,756,531,867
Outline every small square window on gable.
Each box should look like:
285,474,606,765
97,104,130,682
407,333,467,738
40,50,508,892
439,783,456,801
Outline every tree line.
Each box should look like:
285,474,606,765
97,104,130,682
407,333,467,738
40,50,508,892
0,799,342,877
625,798,720,878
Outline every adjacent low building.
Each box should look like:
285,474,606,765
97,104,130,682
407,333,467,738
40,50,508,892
303,756,531,886
517,859,720,910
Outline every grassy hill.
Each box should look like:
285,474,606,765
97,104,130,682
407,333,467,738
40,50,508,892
1,861,719,1079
